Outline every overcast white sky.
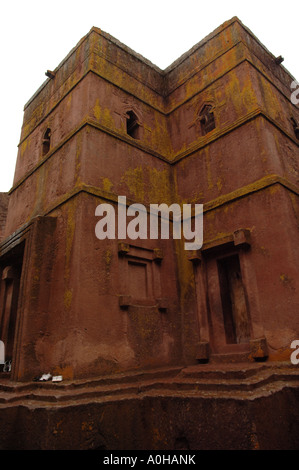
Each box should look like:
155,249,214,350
0,0,298,192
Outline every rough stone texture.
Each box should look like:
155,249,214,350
0,363,299,450
0,17,299,449
0,193,8,242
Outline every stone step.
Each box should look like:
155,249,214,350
209,352,253,364
0,365,182,392
0,362,298,407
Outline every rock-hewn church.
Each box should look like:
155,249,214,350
0,17,299,449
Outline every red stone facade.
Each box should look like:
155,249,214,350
0,193,8,242
0,18,299,449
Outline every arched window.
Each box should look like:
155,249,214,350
291,118,299,140
126,111,140,139
199,105,215,135
42,128,51,155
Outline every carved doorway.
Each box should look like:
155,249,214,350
0,243,24,372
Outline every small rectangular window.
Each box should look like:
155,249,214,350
199,105,215,135
42,128,51,155
126,111,140,139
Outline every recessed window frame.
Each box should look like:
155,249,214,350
42,128,51,155
126,110,140,140
291,117,299,140
199,104,216,135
